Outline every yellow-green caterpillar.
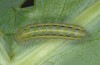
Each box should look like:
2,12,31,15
15,23,87,42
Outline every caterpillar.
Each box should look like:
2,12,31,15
15,23,87,42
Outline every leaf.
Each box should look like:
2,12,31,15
0,31,13,65
0,0,25,9
0,0,100,65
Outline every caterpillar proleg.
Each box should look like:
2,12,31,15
15,23,87,42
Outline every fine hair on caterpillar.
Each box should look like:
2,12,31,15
14,23,87,42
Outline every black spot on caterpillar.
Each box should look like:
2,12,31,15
15,23,87,42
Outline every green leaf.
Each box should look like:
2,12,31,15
0,0,100,65
0,31,13,65
0,0,25,9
